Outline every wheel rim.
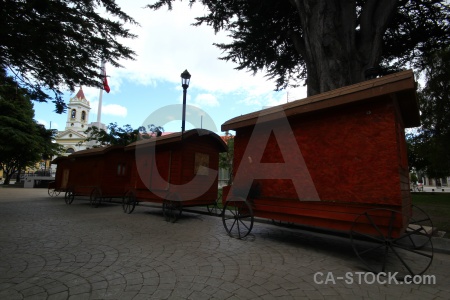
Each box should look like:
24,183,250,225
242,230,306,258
408,205,434,249
64,190,74,205
350,208,433,279
68,191,74,204
122,190,136,214
207,196,222,216
64,191,69,204
90,188,102,208
222,197,254,239
163,193,182,223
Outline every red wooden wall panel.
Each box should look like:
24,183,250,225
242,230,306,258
232,98,405,206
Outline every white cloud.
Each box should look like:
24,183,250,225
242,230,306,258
37,119,48,127
102,104,128,117
90,100,128,117
193,94,219,107
110,0,285,97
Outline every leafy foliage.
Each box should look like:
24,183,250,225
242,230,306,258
407,48,450,178
0,0,137,113
82,122,164,147
0,71,63,184
219,132,234,185
149,1,450,95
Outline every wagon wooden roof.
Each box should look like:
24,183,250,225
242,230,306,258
51,156,70,164
222,70,420,131
125,129,227,152
68,145,124,158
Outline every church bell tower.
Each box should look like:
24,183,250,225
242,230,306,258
66,87,90,134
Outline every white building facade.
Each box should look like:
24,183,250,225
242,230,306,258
55,87,106,155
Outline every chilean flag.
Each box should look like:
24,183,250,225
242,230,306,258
102,63,110,93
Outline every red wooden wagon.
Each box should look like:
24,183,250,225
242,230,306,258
58,145,132,207
221,70,433,277
122,129,227,222
48,156,72,197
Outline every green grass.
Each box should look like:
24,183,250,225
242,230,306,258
412,193,450,238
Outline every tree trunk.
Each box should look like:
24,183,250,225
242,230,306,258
290,0,397,96
3,172,11,185
16,167,22,183
1,161,17,185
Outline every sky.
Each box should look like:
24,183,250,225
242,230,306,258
33,0,307,135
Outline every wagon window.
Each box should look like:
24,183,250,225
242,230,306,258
117,163,126,176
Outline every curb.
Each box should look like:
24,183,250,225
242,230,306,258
430,237,450,254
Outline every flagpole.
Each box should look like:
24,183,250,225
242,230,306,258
97,61,104,124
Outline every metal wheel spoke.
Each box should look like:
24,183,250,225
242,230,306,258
365,213,386,240
413,217,431,223
163,194,182,223
405,225,426,235
357,242,386,256
229,207,238,217
389,244,415,275
395,226,428,243
381,243,390,272
222,197,254,239
236,217,242,238
228,219,238,232
351,207,434,277
351,230,385,243
387,211,397,239
238,218,251,232
122,191,136,214
391,243,433,259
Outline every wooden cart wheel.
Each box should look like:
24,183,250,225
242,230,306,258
350,208,433,279
222,196,254,239
48,188,60,197
163,193,182,223
48,181,61,197
207,194,222,216
122,190,137,214
408,205,434,249
90,188,102,208
64,189,74,205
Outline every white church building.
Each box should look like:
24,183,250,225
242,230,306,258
55,87,106,155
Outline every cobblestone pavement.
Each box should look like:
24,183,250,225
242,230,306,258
0,188,449,300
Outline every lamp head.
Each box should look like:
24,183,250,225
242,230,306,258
181,69,191,89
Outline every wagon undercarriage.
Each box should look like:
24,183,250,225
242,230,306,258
220,196,434,279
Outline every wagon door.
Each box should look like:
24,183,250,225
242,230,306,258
150,150,171,191
61,169,70,189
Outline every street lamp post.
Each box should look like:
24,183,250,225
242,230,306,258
181,69,191,133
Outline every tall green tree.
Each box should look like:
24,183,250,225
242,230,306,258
149,0,450,96
82,122,164,147
407,48,450,179
1,0,137,113
0,71,63,184
36,123,63,175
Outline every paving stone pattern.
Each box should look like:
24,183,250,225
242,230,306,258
0,188,449,299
